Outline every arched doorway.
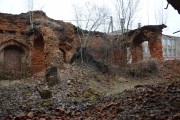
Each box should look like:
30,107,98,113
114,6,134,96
4,45,24,72
31,35,45,73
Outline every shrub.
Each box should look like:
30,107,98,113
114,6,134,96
163,59,180,75
127,59,158,78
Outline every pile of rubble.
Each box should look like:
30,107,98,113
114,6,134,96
0,60,180,119
5,79,179,120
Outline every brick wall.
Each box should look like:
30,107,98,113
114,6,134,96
131,44,143,63
149,33,163,60
129,29,163,63
31,35,45,73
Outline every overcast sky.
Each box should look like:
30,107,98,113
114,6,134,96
0,0,180,36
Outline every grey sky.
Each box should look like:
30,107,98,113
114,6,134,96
0,0,179,36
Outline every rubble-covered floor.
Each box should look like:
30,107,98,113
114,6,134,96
0,61,180,120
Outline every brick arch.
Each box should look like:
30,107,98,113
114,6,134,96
130,30,163,63
0,39,29,52
0,40,29,73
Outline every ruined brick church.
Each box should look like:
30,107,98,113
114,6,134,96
0,11,166,76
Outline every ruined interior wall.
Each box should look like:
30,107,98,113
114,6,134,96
34,22,165,69
0,11,47,32
131,44,143,63
0,32,30,46
108,48,127,66
0,32,30,73
148,33,163,60
0,11,130,72
58,23,75,63
128,27,164,63
0,11,66,74
70,34,106,62
39,26,64,69
130,33,163,63
0,11,166,75
31,35,45,73
87,35,107,62
71,33,127,66
0,12,34,74
0,15,28,33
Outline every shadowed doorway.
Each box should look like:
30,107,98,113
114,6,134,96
4,45,24,73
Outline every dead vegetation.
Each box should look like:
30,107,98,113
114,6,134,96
127,59,159,78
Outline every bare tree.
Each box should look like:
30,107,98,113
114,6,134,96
155,0,168,24
74,2,109,49
70,1,110,67
105,0,140,68
113,0,140,32
25,0,34,28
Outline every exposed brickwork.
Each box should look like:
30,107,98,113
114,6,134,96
131,44,143,63
109,45,127,66
148,33,163,60
0,11,65,75
0,40,29,74
130,33,163,63
128,25,166,63
0,11,166,77
31,35,45,73
39,26,64,68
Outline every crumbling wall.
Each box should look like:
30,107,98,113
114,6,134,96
0,11,167,77
107,37,127,67
58,22,75,63
0,39,30,75
0,11,67,76
128,24,166,63
39,26,64,69
148,33,163,60
70,25,165,67
31,34,45,73
0,11,47,76
131,44,143,63
130,33,163,63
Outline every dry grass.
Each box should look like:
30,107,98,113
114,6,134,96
126,59,159,78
